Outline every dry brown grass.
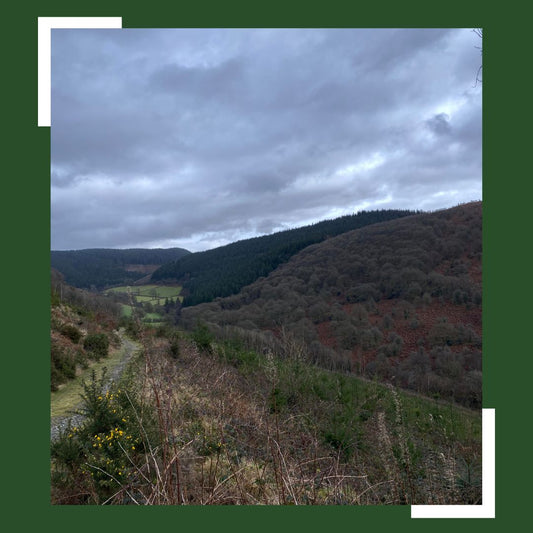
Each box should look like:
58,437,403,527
52,314,481,505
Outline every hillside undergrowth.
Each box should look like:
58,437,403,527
51,322,481,505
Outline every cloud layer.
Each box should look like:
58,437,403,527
51,28,482,251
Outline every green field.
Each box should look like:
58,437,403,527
107,285,182,324
143,312,165,325
120,304,133,317
107,284,183,303
118,305,164,324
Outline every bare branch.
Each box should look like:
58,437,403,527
472,28,483,87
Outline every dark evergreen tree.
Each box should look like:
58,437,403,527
152,209,418,306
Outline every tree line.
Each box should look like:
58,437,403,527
151,209,419,306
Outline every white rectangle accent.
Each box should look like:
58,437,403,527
38,17,123,127
411,408,495,519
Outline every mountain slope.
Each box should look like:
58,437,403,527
181,202,482,408
51,247,191,289
151,209,419,306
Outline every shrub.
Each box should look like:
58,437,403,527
378,332,403,358
364,353,392,380
268,386,289,413
169,340,180,359
60,324,82,344
381,313,394,330
83,333,110,360
350,304,369,325
359,327,383,350
123,318,141,339
51,370,150,504
452,289,471,305
397,348,431,393
308,341,339,367
191,322,214,352
428,319,481,347
219,341,260,371
51,341,76,390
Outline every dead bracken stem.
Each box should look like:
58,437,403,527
387,384,415,503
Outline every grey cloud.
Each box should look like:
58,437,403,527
51,28,481,252
149,57,246,100
426,113,452,136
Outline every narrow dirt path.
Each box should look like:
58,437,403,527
50,329,141,441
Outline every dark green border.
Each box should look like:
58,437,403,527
4,0,525,530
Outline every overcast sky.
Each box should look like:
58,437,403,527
51,28,482,252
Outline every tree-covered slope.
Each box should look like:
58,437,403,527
51,247,190,289
151,209,418,306
182,202,482,408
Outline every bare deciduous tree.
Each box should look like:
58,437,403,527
473,28,482,86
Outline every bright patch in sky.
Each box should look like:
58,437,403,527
335,153,385,177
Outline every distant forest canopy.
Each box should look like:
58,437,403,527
51,247,190,289
151,209,420,306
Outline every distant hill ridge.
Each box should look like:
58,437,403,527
151,209,419,306
51,247,191,289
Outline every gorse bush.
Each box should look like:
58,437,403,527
51,369,151,504
83,333,110,360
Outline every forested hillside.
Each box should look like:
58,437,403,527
181,202,482,408
51,247,190,289
151,209,418,306
52,278,482,505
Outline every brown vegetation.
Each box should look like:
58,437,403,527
51,324,481,505
181,202,482,408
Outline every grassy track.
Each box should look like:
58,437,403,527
51,331,140,419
